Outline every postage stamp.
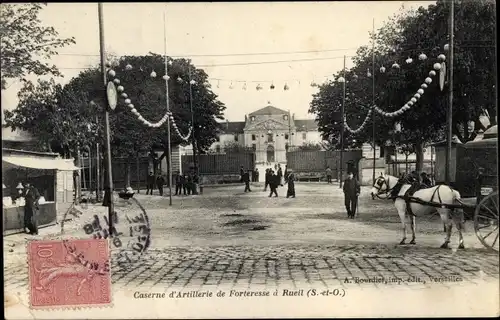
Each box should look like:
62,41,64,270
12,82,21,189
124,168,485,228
27,239,111,309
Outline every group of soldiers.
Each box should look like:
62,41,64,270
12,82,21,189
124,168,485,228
240,164,296,198
145,170,200,196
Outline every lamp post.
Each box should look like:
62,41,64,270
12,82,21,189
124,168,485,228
163,11,173,206
338,59,346,188
98,3,114,234
445,0,454,184
188,67,198,194
371,18,377,184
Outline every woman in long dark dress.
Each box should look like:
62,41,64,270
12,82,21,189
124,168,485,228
285,170,296,198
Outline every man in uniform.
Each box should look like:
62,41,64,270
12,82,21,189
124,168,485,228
264,169,271,191
243,169,252,192
156,174,165,196
269,170,279,197
342,171,360,219
325,166,332,184
146,171,155,195
24,181,41,235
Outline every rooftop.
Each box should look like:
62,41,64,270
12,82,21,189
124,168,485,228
249,105,289,116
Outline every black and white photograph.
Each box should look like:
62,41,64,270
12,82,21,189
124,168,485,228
2,1,498,318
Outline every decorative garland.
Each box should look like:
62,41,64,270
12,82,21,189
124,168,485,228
106,64,193,142
343,48,447,134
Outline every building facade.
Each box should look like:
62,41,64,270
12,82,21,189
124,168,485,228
182,104,324,164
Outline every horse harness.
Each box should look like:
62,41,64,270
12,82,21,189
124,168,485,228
398,184,453,217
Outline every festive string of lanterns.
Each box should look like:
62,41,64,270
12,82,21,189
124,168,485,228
342,45,448,134
105,63,193,142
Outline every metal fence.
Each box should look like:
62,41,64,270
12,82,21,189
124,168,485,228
286,149,363,174
181,152,255,175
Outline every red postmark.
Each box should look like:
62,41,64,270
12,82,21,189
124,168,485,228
27,239,111,309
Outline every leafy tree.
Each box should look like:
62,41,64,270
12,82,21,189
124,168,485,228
296,142,323,151
0,3,75,89
310,0,496,171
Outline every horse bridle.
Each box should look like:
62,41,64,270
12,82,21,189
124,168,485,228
372,176,394,199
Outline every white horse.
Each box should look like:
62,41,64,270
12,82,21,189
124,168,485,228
370,174,465,249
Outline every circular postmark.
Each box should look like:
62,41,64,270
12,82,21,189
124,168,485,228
60,195,151,267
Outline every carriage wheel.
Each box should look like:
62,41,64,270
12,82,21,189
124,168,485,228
474,191,499,252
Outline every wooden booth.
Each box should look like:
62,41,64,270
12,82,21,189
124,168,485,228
2,148,78,235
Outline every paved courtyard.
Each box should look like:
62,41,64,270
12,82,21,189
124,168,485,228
4,182,499,293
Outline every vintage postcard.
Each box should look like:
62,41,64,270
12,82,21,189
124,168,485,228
2,1,499,318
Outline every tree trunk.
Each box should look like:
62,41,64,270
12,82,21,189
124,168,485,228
405,154,409,173
102,150,111,207
136,153,140,193
415,142,424,173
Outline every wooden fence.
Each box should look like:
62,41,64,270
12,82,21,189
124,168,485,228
181,152,255,175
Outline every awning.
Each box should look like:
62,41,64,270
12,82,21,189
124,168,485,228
2,155,80,171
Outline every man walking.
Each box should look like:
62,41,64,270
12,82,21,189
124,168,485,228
243,169,252,192
156,174,165,196
269,170,279,197
240,165,245,183
146,171,155,195
342,171,360,219
254,168,259,182
326,166,332,184
264,168,270,191
23,181,40,235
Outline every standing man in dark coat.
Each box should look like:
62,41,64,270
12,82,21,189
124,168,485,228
284,165,289,183
240,166,245,183
186,173,193,195
285,170,296,198
174,171,183,196
156,174,165,196
182,173,188,195
254,168,259,183
23,181,40,235
146,171,155,195
264,169,270,191
277,165,283,186
269,170,279,197
420,172,432,188
343,171,360,219
243,170,252,192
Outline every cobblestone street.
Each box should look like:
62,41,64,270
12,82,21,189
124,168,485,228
4,183,499,294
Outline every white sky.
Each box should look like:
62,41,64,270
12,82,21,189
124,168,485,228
2,1,432,121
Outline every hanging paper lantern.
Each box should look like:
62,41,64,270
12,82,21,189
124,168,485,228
270,83,275,89
421,83,428,89
150,70,157,78
418,53,427,61
128,104,134,109
131,108,138,114
411,98,417,103
168,60,173,66
414,93,421,99
113,79,120,85
417,89,424,95
125,64,133,70
394,122,402,132
425,77,433,84
229,82,234,89
379,66,386,73
437,54,446,62
405,57,413,64
433,63,442,71
256,84,262,90
392,62,400,69
138,116,144,122
337,77,345,83
108,69,116,77
444,44,450,51
190,80,196,85
177,77,183,83
407,101,414,106
403,104,410,110
243,83,247,90
163,75,170,80
284,83,289,90
124,99,131,104
121,93,128,98
117,86,124,92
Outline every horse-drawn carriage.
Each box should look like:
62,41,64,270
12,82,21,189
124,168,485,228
371,125,498,251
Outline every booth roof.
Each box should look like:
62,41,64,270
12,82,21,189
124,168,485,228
2,154,79,171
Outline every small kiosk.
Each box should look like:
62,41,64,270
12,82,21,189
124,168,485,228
2,148,79,235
